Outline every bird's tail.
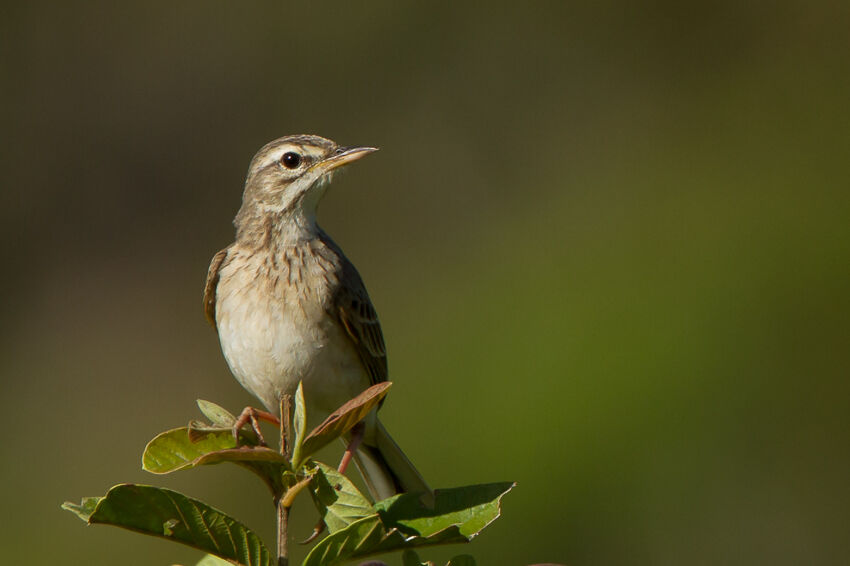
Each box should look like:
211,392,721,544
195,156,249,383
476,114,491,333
352,419,433,505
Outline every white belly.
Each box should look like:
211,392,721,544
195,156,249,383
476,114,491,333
215,251,370,428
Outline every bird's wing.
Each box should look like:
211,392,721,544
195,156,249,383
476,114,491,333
334,264,389,386
203,247,229,329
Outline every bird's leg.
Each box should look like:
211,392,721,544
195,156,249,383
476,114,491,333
338,422,365,474
232,406,280,446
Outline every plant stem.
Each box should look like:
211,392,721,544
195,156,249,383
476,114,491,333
277,501,289,566
277,394,293,566
280,393,292,461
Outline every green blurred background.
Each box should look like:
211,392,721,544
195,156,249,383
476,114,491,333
2,2,849,565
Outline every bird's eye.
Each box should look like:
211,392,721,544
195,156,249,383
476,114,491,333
281,152,302,169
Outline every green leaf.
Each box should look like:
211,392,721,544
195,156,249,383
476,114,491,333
375,482,515,539
445,555,476,566
143,427,289,473
403,549,432,566
308,461,374,533
142,427,290,494
62,484,271,566
196,554,235,565
297,382,392,465
302,482,514,566
301,514,385,566
143,427,235,473
197,400,238,428
402,549,474,566
61,496,101,521
291,382,307,466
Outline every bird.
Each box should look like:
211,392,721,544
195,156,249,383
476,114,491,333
203,134,431,503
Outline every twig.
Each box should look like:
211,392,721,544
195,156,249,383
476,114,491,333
280,394,292,460
277,504,290,566
277,394,293,566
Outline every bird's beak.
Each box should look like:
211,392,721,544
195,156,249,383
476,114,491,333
316,146,379,173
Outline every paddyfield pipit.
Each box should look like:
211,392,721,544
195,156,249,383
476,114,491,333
204,134,430,502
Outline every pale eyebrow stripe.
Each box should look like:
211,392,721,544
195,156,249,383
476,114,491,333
258,144,320,173
259,145,296,168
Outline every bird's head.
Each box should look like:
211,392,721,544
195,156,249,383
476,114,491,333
235,134,377,238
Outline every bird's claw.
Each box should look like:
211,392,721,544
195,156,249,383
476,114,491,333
232,406,280,447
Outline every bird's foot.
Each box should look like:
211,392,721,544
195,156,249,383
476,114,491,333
232,406,280,447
